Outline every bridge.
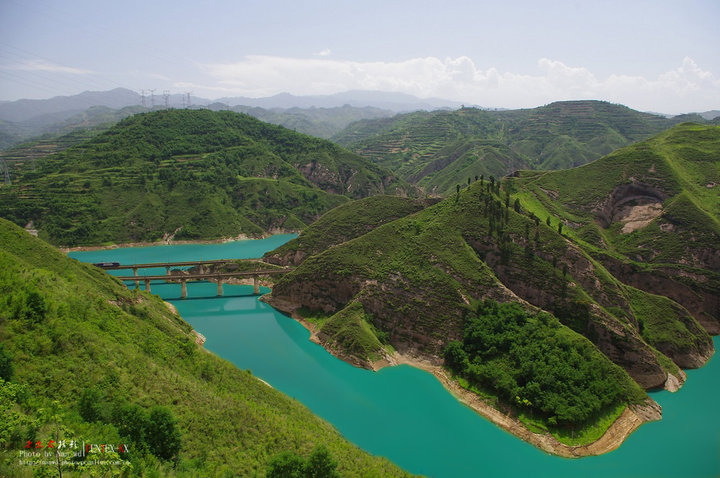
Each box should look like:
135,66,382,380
96,260,293,298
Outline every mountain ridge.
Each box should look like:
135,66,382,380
333,100,713,195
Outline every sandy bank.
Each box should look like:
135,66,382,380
386,351,661,458
60,230,299,253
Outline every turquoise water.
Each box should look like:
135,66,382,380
70,238,720,478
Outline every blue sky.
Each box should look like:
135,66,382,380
1,0,718,113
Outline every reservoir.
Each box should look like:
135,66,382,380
70,237,720,478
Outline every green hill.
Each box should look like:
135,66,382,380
0,109,412,246
265,125,718,448
265,195,439,266
333,101,700,196
0,217,410,477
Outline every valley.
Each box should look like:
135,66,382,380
0,95,718,477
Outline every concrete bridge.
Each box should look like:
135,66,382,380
99,260,293,298
97,259,240,276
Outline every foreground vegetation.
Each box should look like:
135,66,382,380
0,218,410,477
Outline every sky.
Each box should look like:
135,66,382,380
0,0,718,114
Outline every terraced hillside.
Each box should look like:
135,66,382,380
0,109,411,246
266,124,718,450
334,101,701,195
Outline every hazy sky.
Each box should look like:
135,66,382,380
1,0,718,113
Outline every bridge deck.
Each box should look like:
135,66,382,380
99,259,247,270
117,270,289,281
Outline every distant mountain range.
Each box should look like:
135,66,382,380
0,88,465,125
332,100,717,195
1,87,717,155
0,88,466,150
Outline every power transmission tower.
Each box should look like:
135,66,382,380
140,89,146,107
2,159,11,186
149,89,156,108
181,94,186,109
186,92,191,108
163,90,170,108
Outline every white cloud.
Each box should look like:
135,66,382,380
3,59,93,75
315,48,332,57
199,55,720,113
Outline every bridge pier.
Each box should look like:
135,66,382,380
253,275,259,295
144,279,151,293
133,267,138,277
181,280,187,299
134,279,140,289
166,266,171,275
217,280,223,296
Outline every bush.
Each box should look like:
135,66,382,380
0,345,13,381
267,451,306,478
266,445,340,478
146,406,181,461
78,387,103,422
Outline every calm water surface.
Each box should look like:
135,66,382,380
70,237,720,478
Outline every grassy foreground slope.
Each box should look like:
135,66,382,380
334,101,701,196
0,218,410,477
0,109,411,246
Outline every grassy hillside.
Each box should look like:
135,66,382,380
334,101,702,195
0,109,412,246
267,126,718,444
268,183,667,442
0,218,410,477
265,195,439,266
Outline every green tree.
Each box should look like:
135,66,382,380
146,407,181,461
306,445,340,478
24,290,47,324
443,341,468,371
0,344,13,381
558,222,564,234
112,403,149,450
78,387,103,422
267,451,306,478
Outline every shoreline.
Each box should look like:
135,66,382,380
262,294,662,458
59,230,299,253
385,352,661,458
